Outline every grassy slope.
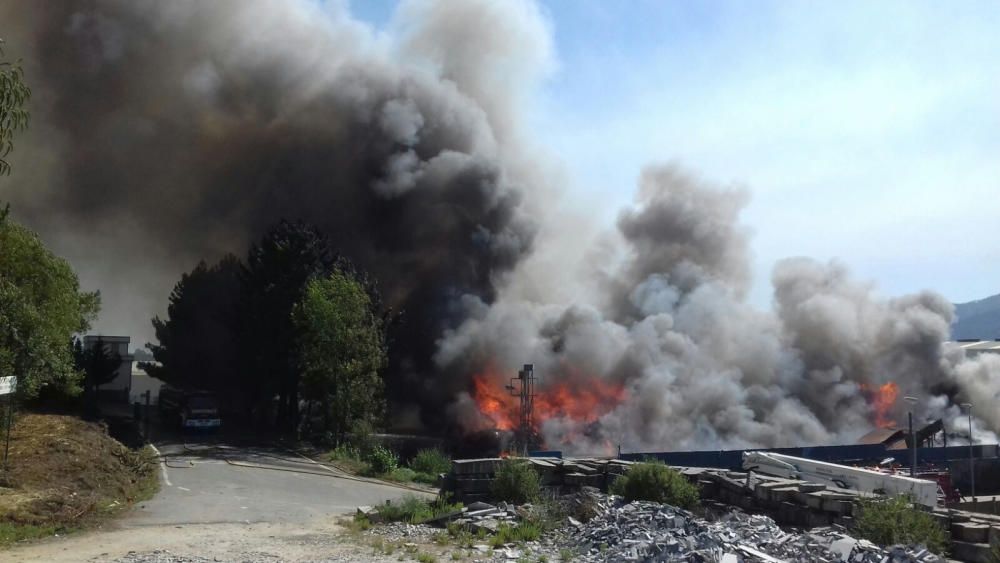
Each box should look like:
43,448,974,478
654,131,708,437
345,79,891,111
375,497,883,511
0,413,159,547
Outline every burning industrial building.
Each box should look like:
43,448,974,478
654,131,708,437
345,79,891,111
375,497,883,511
2,0,998,454
437,166,1000,453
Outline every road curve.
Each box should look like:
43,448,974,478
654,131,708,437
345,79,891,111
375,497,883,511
3,437,433,562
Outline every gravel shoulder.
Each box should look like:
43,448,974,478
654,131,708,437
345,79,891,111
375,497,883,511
2,518,404,562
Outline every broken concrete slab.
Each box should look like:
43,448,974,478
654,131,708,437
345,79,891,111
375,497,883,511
451,458,502,475
952,522,991,544
469,518,500,534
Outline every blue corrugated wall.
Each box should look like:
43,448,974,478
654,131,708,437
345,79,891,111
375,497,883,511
620,444,997,470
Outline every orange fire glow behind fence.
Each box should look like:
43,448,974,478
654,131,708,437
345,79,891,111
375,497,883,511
860,381,900,428
473,374,517,430
471,367,627,436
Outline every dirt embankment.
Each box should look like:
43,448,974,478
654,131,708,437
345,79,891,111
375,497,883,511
0,413,158,546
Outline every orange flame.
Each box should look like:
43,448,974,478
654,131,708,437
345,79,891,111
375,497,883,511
534,379,627,424
472,374,517,430
860,381,900,428
470,366,626,443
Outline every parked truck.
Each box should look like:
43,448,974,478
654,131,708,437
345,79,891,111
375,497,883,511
158,385,222,431
742,451,938,507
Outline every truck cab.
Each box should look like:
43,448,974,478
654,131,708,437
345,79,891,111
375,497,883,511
158,385,222,431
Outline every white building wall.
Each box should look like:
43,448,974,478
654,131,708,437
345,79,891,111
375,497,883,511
83,335,134,393
130,365,164,405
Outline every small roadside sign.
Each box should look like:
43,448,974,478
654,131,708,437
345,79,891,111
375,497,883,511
1,376,14,469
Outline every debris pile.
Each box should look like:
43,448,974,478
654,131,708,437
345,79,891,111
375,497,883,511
361,489,948,562
440,457,1000,559
447,500,524,534
565,497,943,562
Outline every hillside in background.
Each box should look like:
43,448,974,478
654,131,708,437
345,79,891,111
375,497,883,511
953,293,1000,340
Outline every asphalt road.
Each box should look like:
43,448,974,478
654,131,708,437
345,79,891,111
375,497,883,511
136,438,428,526
2,422,434,562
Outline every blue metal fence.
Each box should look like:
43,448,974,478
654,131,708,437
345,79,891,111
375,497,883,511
620,443,998,470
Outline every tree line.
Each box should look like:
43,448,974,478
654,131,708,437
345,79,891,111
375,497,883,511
2,42,106,411
143,220,391,440
2,42,390,442
0,204,103,405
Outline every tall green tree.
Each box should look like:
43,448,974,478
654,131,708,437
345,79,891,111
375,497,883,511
240,220,339,430
72,336,122,412
0,218,100,398
292,270,387,441
0,38,30,176
0,40,97,401
145,255,242,409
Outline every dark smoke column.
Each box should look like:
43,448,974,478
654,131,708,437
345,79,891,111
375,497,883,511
0,0,546,428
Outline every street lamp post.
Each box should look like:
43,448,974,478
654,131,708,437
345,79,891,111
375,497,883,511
904,396,919,477
962,402,975,501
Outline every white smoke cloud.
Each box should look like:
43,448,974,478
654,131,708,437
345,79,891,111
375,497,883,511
1,0,997,450
437,164,1000,453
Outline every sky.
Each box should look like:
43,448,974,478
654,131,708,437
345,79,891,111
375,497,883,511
351,0,1000,307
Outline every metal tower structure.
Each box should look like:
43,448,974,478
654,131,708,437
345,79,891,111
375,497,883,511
506,364,536,455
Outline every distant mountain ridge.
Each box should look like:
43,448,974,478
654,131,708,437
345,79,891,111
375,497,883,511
952,293,1000,340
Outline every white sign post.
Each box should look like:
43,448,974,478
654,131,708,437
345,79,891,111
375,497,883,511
0,376,16,395
0,376,15,469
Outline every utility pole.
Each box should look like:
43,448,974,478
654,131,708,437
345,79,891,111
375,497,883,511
962,402,975,501
144,390,151,441
904,396,918,477
0,375,17,471
2,345,21,472
505,364,535,455
3,392,12,470
908,411,915,476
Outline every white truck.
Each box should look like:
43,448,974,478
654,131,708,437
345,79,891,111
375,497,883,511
742,451,938,507
158,385,222,431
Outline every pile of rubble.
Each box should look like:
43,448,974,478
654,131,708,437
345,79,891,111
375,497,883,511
362,489,946,562
364,487,943,563
361,500,525,537
558,494,943,563
447,500,525,534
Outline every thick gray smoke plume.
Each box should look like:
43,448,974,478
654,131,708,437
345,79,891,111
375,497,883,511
0,0,550,420
2,0,997,449
437,166,1000,452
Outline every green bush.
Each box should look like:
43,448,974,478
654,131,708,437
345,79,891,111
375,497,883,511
330,442,362,462
411,448,451,475
327,443,370,474
412,471,440,486
491,459,541,504
349,419,377,455
376,494,462,524
380,466,440,486
349,512,372,532
367,444,399,475
854,495,947,555
609,461,699,509
489,521,542,547
377,495,434,523
387,467,417,482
